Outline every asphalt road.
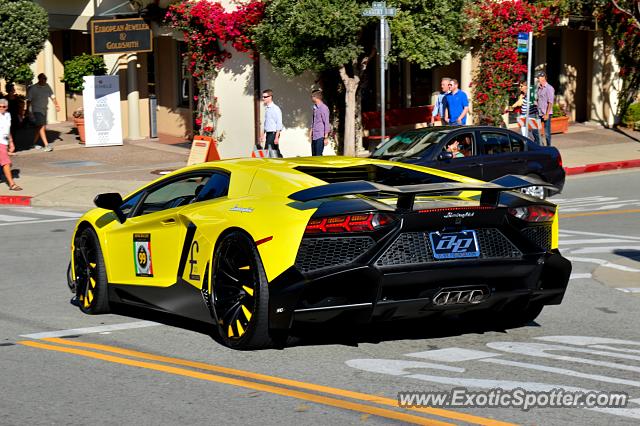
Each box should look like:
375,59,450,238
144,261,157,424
1,169,639,425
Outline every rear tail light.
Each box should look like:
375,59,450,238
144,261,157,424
305,213,395,234
508,205,555,222
558,153,563,168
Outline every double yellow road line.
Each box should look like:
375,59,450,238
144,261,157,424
18,338,513,425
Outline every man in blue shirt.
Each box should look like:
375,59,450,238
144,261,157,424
430,77,451,126
261,89,283,157
444,79,469,126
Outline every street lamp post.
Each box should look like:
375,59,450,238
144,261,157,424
363,2,396,145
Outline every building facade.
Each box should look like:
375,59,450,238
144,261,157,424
28,0,627,160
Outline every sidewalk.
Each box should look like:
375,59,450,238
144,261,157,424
551,123,640,174
1,121,639,209
0,121,189,209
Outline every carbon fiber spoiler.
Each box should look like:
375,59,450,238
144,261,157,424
288,175,558,209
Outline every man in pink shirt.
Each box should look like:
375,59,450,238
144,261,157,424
534,70,555,146
309,90,331,156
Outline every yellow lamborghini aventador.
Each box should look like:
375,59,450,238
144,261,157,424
68,157,571,349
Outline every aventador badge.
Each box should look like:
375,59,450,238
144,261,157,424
133,233,153,277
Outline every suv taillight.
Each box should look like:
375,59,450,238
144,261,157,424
305,213,394,234
508,205,555,222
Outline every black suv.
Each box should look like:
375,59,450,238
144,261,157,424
371,126,565,199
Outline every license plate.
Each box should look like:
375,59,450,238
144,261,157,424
429,230,480,260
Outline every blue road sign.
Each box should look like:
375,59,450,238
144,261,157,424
517,32,529,53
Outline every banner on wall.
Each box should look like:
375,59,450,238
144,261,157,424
82,76,123,147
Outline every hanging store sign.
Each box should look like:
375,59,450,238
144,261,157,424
91,18,152,55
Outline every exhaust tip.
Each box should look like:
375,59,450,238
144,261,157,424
433,286,489,306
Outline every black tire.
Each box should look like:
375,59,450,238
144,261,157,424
73,227,110,314
211,231,272,349
66,261,76,293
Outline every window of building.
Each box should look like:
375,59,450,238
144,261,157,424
177,42,191,108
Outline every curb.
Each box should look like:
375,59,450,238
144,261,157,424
564,159,640,175
0,195,32,206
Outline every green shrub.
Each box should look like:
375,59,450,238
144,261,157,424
0,0,48,81
62,54,107,93
623,103,640,127
6,63,33,85
552,103,567,117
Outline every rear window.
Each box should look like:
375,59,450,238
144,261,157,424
295,165,455,187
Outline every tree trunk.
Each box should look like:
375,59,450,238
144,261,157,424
339,65,359,157
355,84,363,154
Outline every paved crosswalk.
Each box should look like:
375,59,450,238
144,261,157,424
559,228,640,294
554,195,640,213
554,195,640,294
0,207,82,227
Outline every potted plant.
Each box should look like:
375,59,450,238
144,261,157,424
73,107,85,143
62,54,107,124
550,103,569,134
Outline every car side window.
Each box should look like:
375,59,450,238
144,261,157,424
457,133,474,157
442,133,474,159
510,134,526,152
192,172,230,203
480,132,510,155
120,192,143,217
134,174,210,216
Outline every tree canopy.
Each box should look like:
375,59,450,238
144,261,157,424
255,0,470,154
254,0,367,77
388,0,470,69
0,0,48,83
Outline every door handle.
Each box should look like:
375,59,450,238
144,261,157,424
161,218,177,226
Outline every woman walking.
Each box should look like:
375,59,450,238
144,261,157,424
0,99,21,190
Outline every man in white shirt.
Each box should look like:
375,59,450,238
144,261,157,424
27,73,59,152
0,99,20,190
430,77,451,126
260,89,283,157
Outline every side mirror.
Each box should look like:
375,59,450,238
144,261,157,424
438,151,453,161
94,193,126,223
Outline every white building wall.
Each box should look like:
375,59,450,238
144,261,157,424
214,51,256,159
258,57,331,158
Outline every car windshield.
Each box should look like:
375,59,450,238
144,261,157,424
372,129,449,159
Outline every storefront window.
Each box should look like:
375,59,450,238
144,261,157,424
177,42,191,108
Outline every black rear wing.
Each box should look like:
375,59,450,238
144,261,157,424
288,175,558,210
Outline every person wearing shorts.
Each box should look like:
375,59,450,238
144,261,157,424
27,73,59,152
0,99,21,190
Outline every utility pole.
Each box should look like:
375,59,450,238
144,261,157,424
363,2,397,144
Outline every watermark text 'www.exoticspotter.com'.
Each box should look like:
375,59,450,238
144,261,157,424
397,388,629,411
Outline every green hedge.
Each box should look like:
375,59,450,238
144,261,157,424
623,103,640,127
62,54,107,93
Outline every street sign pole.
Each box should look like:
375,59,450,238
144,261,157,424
525,31,533,139
363,2,396,146
380,16,386,144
